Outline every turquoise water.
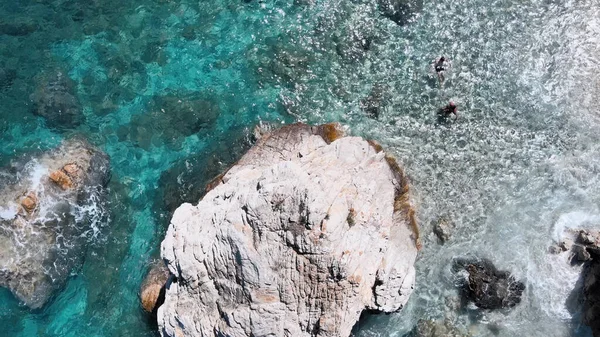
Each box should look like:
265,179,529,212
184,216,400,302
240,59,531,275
1,0,599,336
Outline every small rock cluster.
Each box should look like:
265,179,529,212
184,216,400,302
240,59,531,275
452,258,525,310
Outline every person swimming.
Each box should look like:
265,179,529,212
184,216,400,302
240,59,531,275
438,101,458,121
433,56,448,86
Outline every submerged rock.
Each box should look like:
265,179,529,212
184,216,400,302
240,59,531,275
452,258,525,310
117,91,220,150
158,123,419,337
0,138,110,308
158,126,253,214
407,318,471,337
140,261,170,314
30,69,84,130
360,84,387,119
378,0,423,26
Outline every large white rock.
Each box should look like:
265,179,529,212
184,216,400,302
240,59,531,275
158,123,419,337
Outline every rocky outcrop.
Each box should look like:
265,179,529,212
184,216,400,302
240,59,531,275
554,229,600,336
30,70,83,130
452,258,525,310
141,261,170,314
0,138,110,308
584,257,600,337
158,123,419,337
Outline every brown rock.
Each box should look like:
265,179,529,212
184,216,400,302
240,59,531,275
140,261,170,314
20,193,38,212
62,163,80,178
49,170,73,190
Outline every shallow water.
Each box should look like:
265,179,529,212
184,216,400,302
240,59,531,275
0,0,599,335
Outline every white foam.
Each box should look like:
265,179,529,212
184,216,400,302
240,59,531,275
0,205,18,220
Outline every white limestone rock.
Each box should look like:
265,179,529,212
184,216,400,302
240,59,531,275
158,123,419,337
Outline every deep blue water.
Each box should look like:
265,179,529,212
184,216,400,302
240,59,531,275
1,0,599,336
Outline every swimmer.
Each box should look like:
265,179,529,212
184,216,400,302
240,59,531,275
438,101,458,120
433,56,449,87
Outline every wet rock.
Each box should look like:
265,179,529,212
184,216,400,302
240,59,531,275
30,69,83,130
378,0,423,26
583,259,600,336
20,193,38,213
140,261,170,314
158,123,419,337
0,138,110,308
577,230,597,245
560,238,574,251
453,258,525,310
433,217,453,243
572,244,591,263
49,170,74,190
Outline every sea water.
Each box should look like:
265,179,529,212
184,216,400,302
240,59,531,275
0,0,598,336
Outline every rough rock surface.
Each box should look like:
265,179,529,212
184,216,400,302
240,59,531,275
0,138,110,308
452,258,525,310
141,261,170,314
159,123,419,337
584,257,600,337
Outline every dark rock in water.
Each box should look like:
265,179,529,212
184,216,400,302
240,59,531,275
30,70,84,130
577,230,597,245
0,22,38,36
572,244,592,263
453,258,525,310
0,138,110,308
360,84,387,119
119,92,220,150
140,260,170,315
0,67,17,91
583,257,600,336
334,20,378,62
248,35,314,87
378,0,423,26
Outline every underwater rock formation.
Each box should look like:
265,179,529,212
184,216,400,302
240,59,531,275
452,258,525,310
30,69,84,130
360,84,387,119
158,126,253,214
0,138,110,308
158,123,419,337
116,91,220,150
377,0,423,26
